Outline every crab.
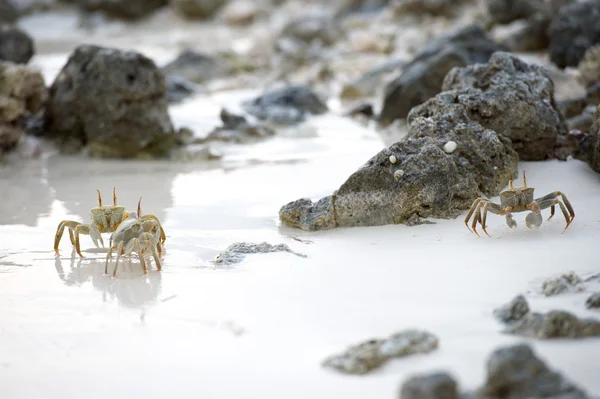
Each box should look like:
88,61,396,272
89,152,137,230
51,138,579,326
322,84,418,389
54,188,167,257
104,210,163,277
464,171,575,237
110,198,166,256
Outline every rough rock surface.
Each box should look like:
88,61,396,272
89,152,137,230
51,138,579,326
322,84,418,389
578,44,600,88
486,0,542,25
392,0,470,18
0,61,46,153
213,242,307,265
379,25,506,123
279,197,336,231
171,0,226,19
71,0,168,19
323,329,438,375
0,25,34,64
577,105,600,173
199,108,275,143
505,310,600,339
161,49,230,83
0,0,19,23
542,272,583,296
241,84,328,125
586,292,600,309
549,1,600,69
493,295,530,324
44,45,175,158
400,372,459,399
441,51,568,161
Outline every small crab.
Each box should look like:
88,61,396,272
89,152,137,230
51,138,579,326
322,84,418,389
104,210,162,277
54,188,129,257
465,171,575,237
110,198,166,256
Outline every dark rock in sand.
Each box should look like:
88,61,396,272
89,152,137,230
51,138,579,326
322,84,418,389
493,295,530,324
577,105,600,173
504,310,600,339
213,242,307,265
399,344,591,399
165,75,204,103
586,293,600,309
44,45,176,158
242,84,328,125
0,1,19,23
0,25,34,64
280,14,340,47
549,1,600,69
486,0,542,25
379,25,506,124
577,44,600,89
199,108,275,143
323,329,438,375
344,102,374,119
542,272,583,296
441,51,568,161
161,49,230,83
279,197,336,231
171,0,225,19
70,0,168,19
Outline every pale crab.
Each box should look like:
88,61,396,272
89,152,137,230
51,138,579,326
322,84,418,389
104,207,163,277
464,171,575,237
54,188,167,257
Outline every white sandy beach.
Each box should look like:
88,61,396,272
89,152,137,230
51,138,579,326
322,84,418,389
1,5,600,399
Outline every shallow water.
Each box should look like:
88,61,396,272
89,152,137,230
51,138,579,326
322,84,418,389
2,6,600,399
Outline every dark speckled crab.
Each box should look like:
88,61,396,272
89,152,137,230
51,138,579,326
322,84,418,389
465,171,575,237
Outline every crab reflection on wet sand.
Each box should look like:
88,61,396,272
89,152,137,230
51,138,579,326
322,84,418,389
105,206,163,277
465,171,575,237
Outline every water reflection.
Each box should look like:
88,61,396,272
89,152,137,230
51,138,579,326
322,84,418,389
55,254,162,309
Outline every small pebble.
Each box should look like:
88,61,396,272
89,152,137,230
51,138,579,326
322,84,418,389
443,141,457,154
394,169,404,180
389,155,397,164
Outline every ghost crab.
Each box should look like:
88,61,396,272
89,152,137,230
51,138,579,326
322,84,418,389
54,188,166,257
464,171,575,237
105,201,163,277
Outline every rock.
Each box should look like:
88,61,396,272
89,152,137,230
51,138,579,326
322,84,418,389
71,0,168,19
392,0,469,18
199,108,275,143
221,0,261,25
586,293,600,309
399,373,459,399
171,0,226,19
165,75,204,103
344,102,375,119
241,84,328,125
279,197,336,231
501,13,550,52
341,58,405,100
323,329,438,375
549,1,600,69
0,0,19,23
476,344,589,398
579,105,600,173
493,295,530,324
213,242,307,265
378,25,506,124
486,0,542,25
441,51,568,161
281,105,518,230
542,272,583,296
577,44,600,89
44,45,176,158
335,0,391,16
567,108,594,133
280,14,340,47
0,61,46,154
504,310,600,339
0,25,34,64
161,49,230,84
558,97,588,120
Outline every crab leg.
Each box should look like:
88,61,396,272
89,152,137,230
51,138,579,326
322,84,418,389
111,241,125,277
122,237,146,276
470,200,485,237
137,199,167,244
464,198,482,233
142,232,162,271
54,221,90,256
534,191,575,232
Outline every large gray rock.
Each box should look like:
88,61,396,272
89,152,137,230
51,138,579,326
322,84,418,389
378,25,506,124
0,1,19,23
549,1,600,69
69,0,168,19
44,45,176,158
0,25,34,64
577,105,600,174
440,51,568,161
171,0,226,19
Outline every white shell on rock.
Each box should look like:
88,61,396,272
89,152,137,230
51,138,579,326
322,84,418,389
389,155,397,164
394,169,404,180
443,141,457,154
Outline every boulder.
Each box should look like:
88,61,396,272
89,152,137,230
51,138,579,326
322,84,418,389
0,25,35,64
0,0,19,23
171,0,226,19
44,45,176,158
69,0,168,19
440,51,568,161
378,25,506,124
549,1,600,69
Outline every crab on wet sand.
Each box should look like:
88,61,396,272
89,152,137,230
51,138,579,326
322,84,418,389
104,206,163,277
465,171,575,237
54,188,166,257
